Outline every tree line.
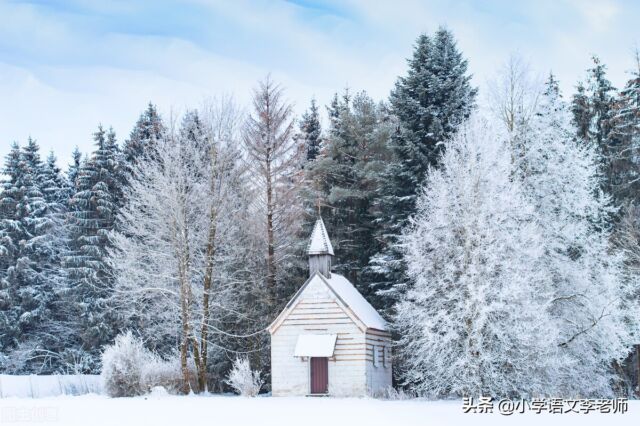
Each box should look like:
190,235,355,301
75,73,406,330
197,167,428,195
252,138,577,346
1,27,639,397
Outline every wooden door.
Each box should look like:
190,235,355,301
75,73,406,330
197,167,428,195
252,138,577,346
310,357,328,394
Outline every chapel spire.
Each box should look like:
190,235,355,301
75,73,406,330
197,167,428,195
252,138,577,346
307,217,334,277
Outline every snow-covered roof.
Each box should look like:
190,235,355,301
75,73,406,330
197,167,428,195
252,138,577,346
294,334,337,357
307,218,334,256
268,272,388,334
322,274,387,331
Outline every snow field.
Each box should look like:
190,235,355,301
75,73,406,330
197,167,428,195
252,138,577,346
0,394,638,426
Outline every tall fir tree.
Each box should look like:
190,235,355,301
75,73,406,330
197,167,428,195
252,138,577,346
572,56,620,203
42,151,69,206
305,91,392,300
122,102,164,174
0,143,24,358
370,28,477,307
571,81,591,141
67,147,82,187
587,56,617,148
299,98,322,162
0,139,66,372
63,125,122,371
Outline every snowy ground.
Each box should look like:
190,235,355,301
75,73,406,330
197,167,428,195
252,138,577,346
0,393,638,426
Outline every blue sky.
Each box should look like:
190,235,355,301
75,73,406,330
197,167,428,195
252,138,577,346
1,0,639,165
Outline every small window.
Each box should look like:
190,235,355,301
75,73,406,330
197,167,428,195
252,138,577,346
383,346,391,368
372,344,377,367
382,345,386,367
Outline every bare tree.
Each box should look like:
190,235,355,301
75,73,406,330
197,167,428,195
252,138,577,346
487,54,542,133
196,96,245,391
109,102,254,393
242,76,303,316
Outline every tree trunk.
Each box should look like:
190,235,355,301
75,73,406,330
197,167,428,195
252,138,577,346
265,150,276,312
176,212,192,394
178,255,191,394
199,178,219,393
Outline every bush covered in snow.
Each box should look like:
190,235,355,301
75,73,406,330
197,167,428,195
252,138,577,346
102,332,200,397
225,357,263,396
101,331,152,397
142,353,197,395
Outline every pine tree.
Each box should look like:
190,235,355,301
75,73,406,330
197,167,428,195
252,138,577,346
371,28,477,306
305,90,392,301
572,56,620,201
0,143,24,357
571,82,591,141
299,98,322,162
122,102,164,173
64,125,122,371
0,139,66,372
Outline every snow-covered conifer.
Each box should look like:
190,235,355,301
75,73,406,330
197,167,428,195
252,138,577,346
304,90,392,303
299,98,322,162
520,75,639,396
372,27,477,304
64,125,122,371
397,118,559,398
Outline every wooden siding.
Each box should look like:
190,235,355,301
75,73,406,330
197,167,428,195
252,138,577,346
365,330,393,396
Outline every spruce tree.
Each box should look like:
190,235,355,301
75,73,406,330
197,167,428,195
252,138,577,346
0,143,24,357
572,56,620,201
305,91,392,300
571,82,591,141
122,102,164,173
371,28,477,306
0,139,65,372
64,125,122,371
299,98,322,162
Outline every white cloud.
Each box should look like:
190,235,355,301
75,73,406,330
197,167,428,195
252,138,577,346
568,0,620,32
0,0,638,167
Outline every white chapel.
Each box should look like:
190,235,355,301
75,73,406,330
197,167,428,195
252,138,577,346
268,218,392,396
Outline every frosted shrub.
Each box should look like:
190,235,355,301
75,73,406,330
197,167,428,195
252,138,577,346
142,353,197,394
225,357,263,396
101,331,152,397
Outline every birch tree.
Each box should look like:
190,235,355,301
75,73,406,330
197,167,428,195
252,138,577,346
109,103,253,392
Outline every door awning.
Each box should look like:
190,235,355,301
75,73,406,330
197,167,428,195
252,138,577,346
294,334,337,357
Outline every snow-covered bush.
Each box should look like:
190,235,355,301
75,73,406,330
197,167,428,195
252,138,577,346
142,353,197,394
225,357,263,396
101,331,152,397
